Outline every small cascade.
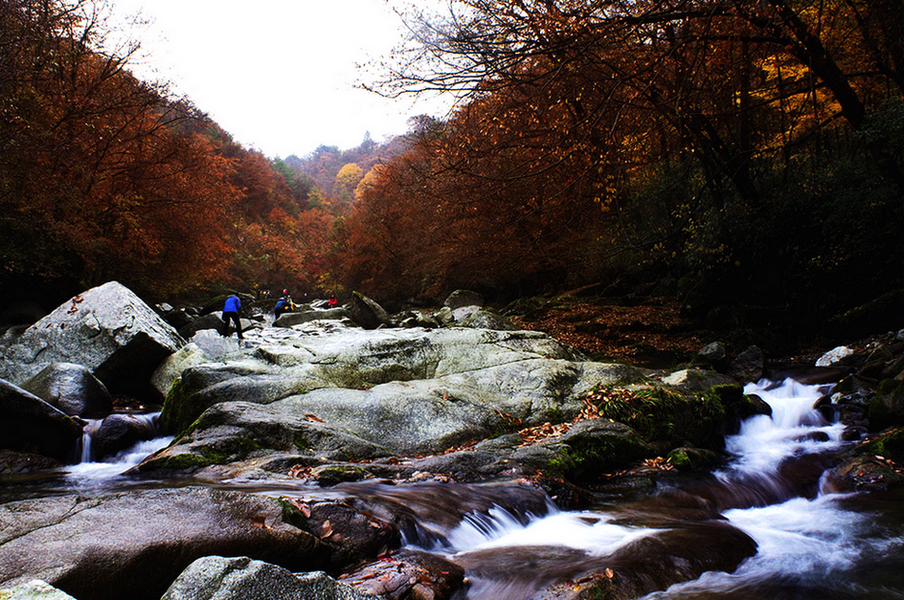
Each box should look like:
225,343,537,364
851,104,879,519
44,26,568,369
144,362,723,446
639,378,904,599
77,419,103,463
67,411,172,484
702,378,847,509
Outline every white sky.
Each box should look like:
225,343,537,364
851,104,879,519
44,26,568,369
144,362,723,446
107,0,453,158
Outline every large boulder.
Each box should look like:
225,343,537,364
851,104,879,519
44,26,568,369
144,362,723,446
0,379,84,462
159,327,598,435
0,282,184,398
161,556,374,600
348,292,390,330
727,345,765,384
0,487,326,600
21,363,112,417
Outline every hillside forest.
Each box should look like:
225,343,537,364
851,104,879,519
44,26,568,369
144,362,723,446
1,0,902,341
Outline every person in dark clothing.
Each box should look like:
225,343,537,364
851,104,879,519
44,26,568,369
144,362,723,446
274,289,293,320
222,294,243,339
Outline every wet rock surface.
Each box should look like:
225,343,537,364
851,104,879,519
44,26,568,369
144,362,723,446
0,487,326,600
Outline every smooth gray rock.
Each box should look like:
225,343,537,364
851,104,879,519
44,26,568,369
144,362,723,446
0,579,78,600
815,345,855,367
150,343,210,399
444,290,484,310
160,327,594,434
161,556,374,600
0,487,326,600
0,379,84,462
728,345,765,384
21,363,112,417
0,282,184,398
273,308,352,328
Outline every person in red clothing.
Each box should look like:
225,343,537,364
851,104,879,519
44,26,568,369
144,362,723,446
327,293,337,309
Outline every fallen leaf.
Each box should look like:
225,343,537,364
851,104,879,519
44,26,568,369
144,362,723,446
320,520,333,538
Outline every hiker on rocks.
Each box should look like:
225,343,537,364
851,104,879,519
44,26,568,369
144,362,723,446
222,294,243,339
274,289,293,319
328,293,338,309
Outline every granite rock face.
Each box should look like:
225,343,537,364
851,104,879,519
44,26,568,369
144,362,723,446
0,282,184,398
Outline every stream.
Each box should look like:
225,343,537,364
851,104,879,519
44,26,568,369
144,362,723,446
4,378,904,599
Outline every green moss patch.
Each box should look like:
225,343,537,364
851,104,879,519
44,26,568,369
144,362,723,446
584,385,726,451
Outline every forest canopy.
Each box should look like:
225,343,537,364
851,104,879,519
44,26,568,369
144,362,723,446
1,0,902,332
334,0,904,320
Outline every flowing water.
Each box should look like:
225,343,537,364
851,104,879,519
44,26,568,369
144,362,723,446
389,378,904,599
6,378,904,598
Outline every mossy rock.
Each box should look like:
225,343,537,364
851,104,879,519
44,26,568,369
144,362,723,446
159,372,219,436
868,379,904,431
585,385,727,452
855,427,904,464
667,447,722,472
139,435,263,472
545,421,651,482
137,450,215,472
311,464,371,486
824,454,904,493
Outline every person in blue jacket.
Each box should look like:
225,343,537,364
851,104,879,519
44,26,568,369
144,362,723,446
222,294,243,339
274,289,293,320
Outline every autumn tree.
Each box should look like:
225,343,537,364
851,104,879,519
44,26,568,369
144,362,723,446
0,0,243,299
346,0,904,315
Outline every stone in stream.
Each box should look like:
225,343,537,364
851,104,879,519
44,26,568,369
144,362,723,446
0,379,84,463
0,487,326,600
499,520,758,600
89,413,159,461
160,556,373,600
21,362,113,417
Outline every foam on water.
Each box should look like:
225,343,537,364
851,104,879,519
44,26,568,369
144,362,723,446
442,508,655,556
721,378,844,476
65,436,173,483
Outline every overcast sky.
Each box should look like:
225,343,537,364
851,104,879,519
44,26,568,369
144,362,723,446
107,0,453,158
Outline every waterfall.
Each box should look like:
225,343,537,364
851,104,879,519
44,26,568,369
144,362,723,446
639,379,904,599
397,378,904,600
67,412,172,484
